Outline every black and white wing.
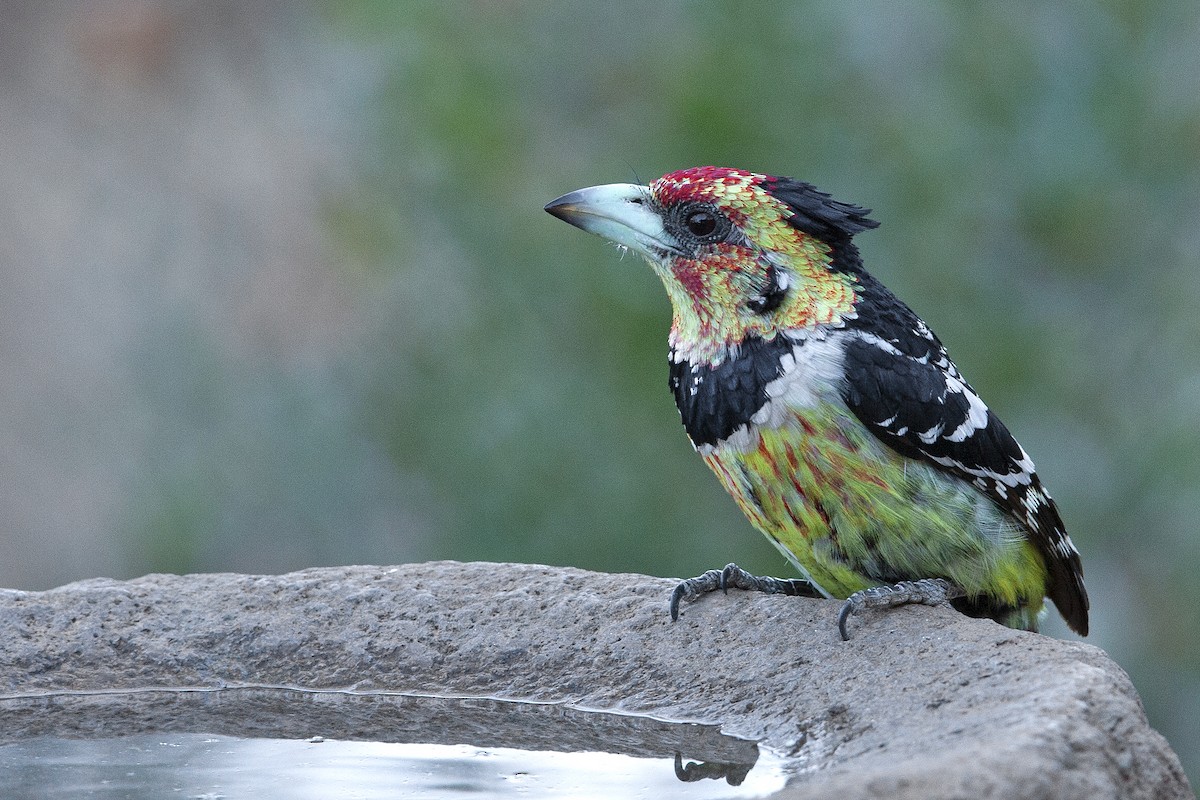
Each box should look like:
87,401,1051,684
839,304,1089,635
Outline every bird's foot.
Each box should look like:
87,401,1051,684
669,562,820,621
837,578,965,641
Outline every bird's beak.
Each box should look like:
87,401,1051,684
545,183,684,259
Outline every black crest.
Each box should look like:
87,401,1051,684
763,177,880,243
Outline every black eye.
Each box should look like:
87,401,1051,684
684,209,718,237
669,202,731,245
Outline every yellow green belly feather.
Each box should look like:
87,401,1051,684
702,403,1049,626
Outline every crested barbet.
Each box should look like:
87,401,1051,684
545,167,1088,639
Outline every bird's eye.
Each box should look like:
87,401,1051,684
684,210,718,237
668,202,731,245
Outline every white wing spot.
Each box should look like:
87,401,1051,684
944,377,990,443
917,423,945,445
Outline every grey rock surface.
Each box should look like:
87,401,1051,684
0,561,1190,799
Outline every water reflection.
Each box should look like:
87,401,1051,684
0,734,787,799
0,689,787,798
674,752,755,786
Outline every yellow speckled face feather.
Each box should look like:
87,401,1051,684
648,167,857,363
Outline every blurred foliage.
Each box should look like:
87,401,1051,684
42,0,1197,788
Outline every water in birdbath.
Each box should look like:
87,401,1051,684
0,686,790,799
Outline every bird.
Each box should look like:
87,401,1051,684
544,167,1089,640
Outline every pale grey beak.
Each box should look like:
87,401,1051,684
545,183,684,259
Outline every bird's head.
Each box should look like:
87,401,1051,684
546,167,879,363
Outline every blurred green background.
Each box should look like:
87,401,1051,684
1,0,1196,788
